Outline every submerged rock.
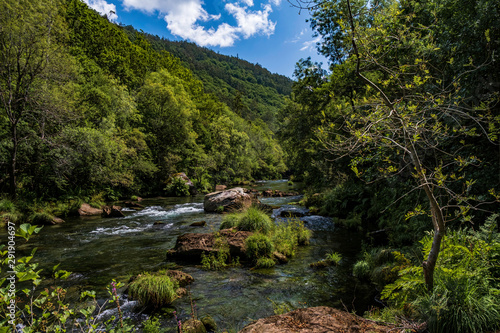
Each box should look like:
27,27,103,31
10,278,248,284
190,221,207,227
200,315,217,332
182,318,207,333
203,187,252,213
239,306,395,333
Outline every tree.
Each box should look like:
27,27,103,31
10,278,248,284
293,0,498,290
0,0,67,198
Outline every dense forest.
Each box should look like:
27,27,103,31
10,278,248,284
1,0,500,332
124,28,293,131
0,0,288,204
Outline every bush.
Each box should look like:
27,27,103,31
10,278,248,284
220,213,240,230
245,233,274,260
292,219,312,245
164,176,190,197
29,212,55,225
255,257,276,268
237,207,273,234
0,198,16,213
142,317,165,333
128,271,179,309
381,221,500,333
325,251,342,265
353,260,370,279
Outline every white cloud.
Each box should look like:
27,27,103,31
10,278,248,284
240,0,254,6
300,35,321,51
121,0,278,47
82,0,118,21
269,0,282,5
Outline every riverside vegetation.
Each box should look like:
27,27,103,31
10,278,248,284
1,0,500,332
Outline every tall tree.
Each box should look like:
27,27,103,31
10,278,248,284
0,0,67,198
291,0,498,290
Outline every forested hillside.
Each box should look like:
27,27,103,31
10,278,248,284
0,0,287,203
125,27,293,131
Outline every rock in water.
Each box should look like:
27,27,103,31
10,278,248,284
77,203,103,216
102,205,125,218
203,187,252,213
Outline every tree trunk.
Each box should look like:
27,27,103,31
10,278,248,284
9,123,18,199
422,227,444,290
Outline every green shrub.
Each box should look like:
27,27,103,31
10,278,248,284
271,219,311,258
1,212,20,224
325,252,342,265
29,212,55,225
272,222,296,257
164,176,190,197
292,219,312,245
220,213,240,230
255,257,276,268
89,192,106,208
382,224,500,333
142,316,165,333
128,271,179,309
0,198,16,213
353,260,371,279
237,207,273,234
245,233,274,260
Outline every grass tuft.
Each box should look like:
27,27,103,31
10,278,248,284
128,270,179,309
237,206,273,234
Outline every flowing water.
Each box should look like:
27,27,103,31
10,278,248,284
5,180,376,332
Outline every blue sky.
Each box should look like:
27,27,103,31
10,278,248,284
82,0,328,78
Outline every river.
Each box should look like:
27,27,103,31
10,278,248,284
7,180,375,332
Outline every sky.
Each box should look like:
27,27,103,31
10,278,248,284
81,0,328,78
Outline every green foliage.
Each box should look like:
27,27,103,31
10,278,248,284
129,28,293,131
269,299,294,315
164,176,190,197
352,260,370,279
201,233,233,270
325,252,342,265
142,316,166,333
29,212,56,226
237,207,273,234
0,0,287,201
15,223,43,242
128,271,179,309
0,199,16,213
272,219,311,257
255,257,276,268
245,233,274,260
220,213,241,230
382,225,500,333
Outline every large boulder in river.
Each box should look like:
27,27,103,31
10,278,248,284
239,306,396,333
166,229,252,262
204,187,252,213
